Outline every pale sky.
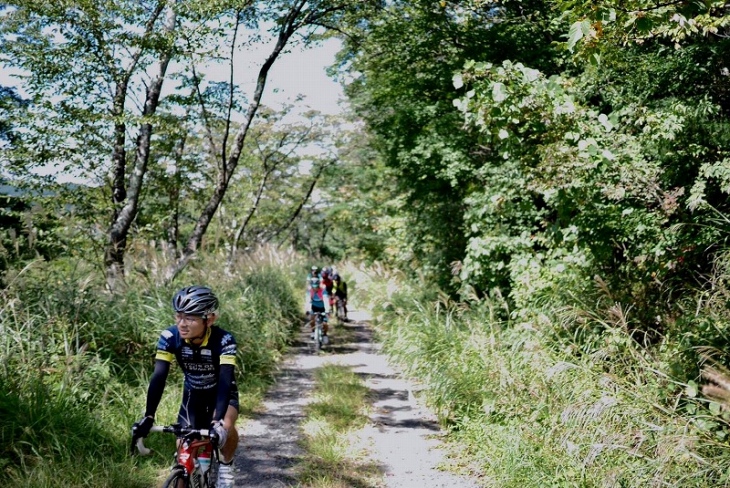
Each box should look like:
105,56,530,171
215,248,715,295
194,35,346,118
266,39,346,116
0,33,345,115
0,32,346,183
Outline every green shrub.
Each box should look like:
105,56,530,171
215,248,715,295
374,277,730,487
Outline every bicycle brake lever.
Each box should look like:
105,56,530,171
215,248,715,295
135,437,152,456
209,431,220,448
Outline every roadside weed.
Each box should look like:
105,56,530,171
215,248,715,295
0,246,303,486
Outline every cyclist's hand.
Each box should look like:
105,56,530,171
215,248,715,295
132,416,154,438
211,420,228,447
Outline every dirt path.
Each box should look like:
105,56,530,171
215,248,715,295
229,310,481,488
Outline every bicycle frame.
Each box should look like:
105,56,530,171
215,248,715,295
134,424,220,488
177,434,212,482
313,311,326,351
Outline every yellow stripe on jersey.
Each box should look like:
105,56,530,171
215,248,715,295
184,327,212,347
155,351,174,363
220,354,237,367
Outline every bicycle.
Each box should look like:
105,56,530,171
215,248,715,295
311,310,328,352
132,423,221,488
334,295,347,324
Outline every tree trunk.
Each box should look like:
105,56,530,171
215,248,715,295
166,130,187,255
104,2,177,290
225,126,301,266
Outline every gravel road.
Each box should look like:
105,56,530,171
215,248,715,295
229,310,481,488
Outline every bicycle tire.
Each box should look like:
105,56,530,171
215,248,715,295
161,467,189,488
313,318,323,353
337,300,345,323
206,458,219,488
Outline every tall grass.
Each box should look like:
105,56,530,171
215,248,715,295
0,245,304,487
354,265,730,487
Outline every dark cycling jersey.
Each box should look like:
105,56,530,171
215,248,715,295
333,274,347,299
144,325,239,427
155,325,237,390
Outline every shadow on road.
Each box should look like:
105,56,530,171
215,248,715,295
231,312,447,487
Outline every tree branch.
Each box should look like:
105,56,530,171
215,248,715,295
176,0,310,271
222,9,242,167
189,54,220,160
269,159,331,245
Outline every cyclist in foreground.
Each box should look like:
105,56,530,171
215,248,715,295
132,286,239,488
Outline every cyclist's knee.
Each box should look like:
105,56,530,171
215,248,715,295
220,429,239,462
223,405,238,429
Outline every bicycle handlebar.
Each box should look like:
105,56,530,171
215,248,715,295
133,424,213,456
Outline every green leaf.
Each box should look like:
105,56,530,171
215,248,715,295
567,21,585,51
710,401,722,416
686,380,698,398
453,73,464,89
580,20,592,36
598,8,616,23
635,16,653,33
598,113,613,131
522,67,540,82
492,82,508,102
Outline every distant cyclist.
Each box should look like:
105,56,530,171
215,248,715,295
307,265,321,292
320,266,335,309
305,273,330,343
132,286,238,488
332,268,349,322
306,265,320,286
305,265,322,314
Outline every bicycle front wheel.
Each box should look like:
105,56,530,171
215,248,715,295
337,301,345,322
206,459,219,488
162,467,189,488
313,323,322,353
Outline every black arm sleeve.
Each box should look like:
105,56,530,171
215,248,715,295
213,364,235,422
144,360,171,418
